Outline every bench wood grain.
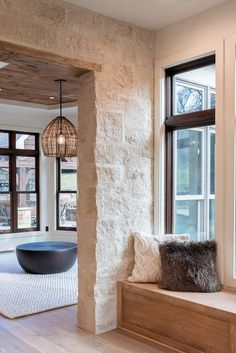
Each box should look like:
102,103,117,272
117,281,236,353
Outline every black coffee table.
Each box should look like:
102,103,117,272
16,241,77,274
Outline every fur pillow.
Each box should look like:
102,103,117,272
159,240,221,292
128,232,190,283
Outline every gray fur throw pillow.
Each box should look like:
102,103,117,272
159,240,221,292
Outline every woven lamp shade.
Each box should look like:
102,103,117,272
41,116,78,157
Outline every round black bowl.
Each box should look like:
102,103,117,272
16,241,77,274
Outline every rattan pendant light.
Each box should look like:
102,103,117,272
41,79,78,157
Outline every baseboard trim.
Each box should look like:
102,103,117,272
117,326,185,353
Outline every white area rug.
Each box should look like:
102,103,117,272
0,252,78,319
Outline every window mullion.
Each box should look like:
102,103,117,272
9,130,15,233
204,127,209,241
172,131,177,233
165,129,174,233
165,109,215,130
175,195,204,201
11,153,17,233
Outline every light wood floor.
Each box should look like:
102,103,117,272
0,306,167,353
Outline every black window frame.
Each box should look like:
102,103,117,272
0,130,40,234
56,158,77,231
165,55,216,233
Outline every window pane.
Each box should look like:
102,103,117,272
210,132,215,194
209,199,215,239
16,156,35,191
0,194,11,231
210,91,216,109
174,64,215,114
175,200,204,241
59,193,76,228
17,193,37,229
173,126,215,240
60,157,77,191
16,134,35,150
0,156,9,191
175,82,204,114
175,129,202,195
0,132,9,148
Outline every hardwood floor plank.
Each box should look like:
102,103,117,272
0,319,70,353
99,330,165,353
0,307,166,353
0,325,39,353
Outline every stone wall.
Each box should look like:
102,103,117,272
0,0,155,333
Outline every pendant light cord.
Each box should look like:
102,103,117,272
60,79,62,117
55,79,66,117
55,78,66,135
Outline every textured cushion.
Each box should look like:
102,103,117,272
159,240,221,292
128,232,190,283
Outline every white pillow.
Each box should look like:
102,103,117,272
128,232,190,283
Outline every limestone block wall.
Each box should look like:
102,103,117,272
0,0,155,333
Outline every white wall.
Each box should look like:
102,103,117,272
0,101,78,250
154,0,236,287
156,0,236,59
0,101,77,130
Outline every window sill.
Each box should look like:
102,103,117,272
50,230,77,242
0,231,47,240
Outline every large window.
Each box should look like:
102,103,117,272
57,157,77,231
165,55,215,240
0,130,39,233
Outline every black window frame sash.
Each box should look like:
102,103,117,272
56,158,77,231
0,130,40,234
165,55,216,233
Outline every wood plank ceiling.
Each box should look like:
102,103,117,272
0,42,101,106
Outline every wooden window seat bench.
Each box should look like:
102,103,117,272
117,281,236,353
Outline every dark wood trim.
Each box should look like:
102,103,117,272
0,149,39,156
56,190,60,231
165,129,173,234
165,109,215,130
15,191,38,194
35,137,40,231
165,54,215,76
56,159,60,231
11,146,17,232
10,132,16,232
0,130,40,234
